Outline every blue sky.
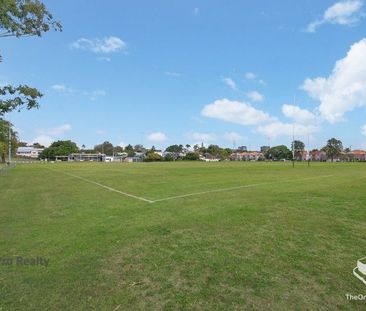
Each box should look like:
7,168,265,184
2,0,366,150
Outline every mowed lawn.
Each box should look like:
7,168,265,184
0,162,366,310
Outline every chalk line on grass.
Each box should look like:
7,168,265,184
151,174,334,203
48,168,334,204
50,170,154,203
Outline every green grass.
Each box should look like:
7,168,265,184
1,161,366,310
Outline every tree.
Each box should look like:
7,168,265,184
124,144,134,157
292,140,305,160
265,145,292,160
94,141,114,156
17,141,27,147
32,142,44,148
144,151,162,162
184,152,200,161
322,138,343,162
0,119,18,162
40,140,78,160
165,144,183,153
0,0,62,115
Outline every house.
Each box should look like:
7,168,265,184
16,147,44,159
351,150,366,161
200,153,220,162
232,151,264,161
238,146,247,152
309,150,327,161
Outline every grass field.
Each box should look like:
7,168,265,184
1,161,366,310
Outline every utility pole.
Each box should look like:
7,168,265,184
292,124,295,168
8,121,11,164
307,133,310,167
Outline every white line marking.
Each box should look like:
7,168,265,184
53,170,154,203
151,175,334,203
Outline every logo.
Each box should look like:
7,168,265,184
353,257,366,286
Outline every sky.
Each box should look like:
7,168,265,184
2,0,366,150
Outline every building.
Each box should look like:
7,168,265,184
238,146,247,152
260,146,270,153
230,151,264,161
68,153,105,162
351,150,366,161
16,147,44,159
309,150,327,161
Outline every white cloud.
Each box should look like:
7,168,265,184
222,78,237,91
84,90,106,101
246,91,265,102
301,38,366,123
245,72,256,80
282,104,316,124
244,72,267,85
32,124,72,147
97,56,111,62
224,132,244,142
362,124,366,136
187,132,215,143
202,98,274,126
31,135,54,147
307,0,364,32
147,132,167,143
70,36,126,53
255,122,319,139
51,84,72,94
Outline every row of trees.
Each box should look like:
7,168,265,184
264,138,344,161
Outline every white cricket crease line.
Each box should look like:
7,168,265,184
50,169,154,203
151,174,335,203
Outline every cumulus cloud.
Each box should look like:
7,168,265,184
70,36,126,53
307,0,364,32
31,135,54,147
282,104,316,124
245,72,256,80
187,132,215,143
362,124,366,136
84,90,106,101
246,91,265,102
201,98,274,126
32,124,72,147
51,84,72,94
255,122,320,139
301,38,366,123
147,132,167,143
97,56,111,62
222,78,237,91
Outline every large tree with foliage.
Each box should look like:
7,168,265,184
40,140,78,160
265,145,292,160
322,138,343,162
292,140,305,160
94,141,114,156
165,144,183,153
144,150,162,162
0,0,62,115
